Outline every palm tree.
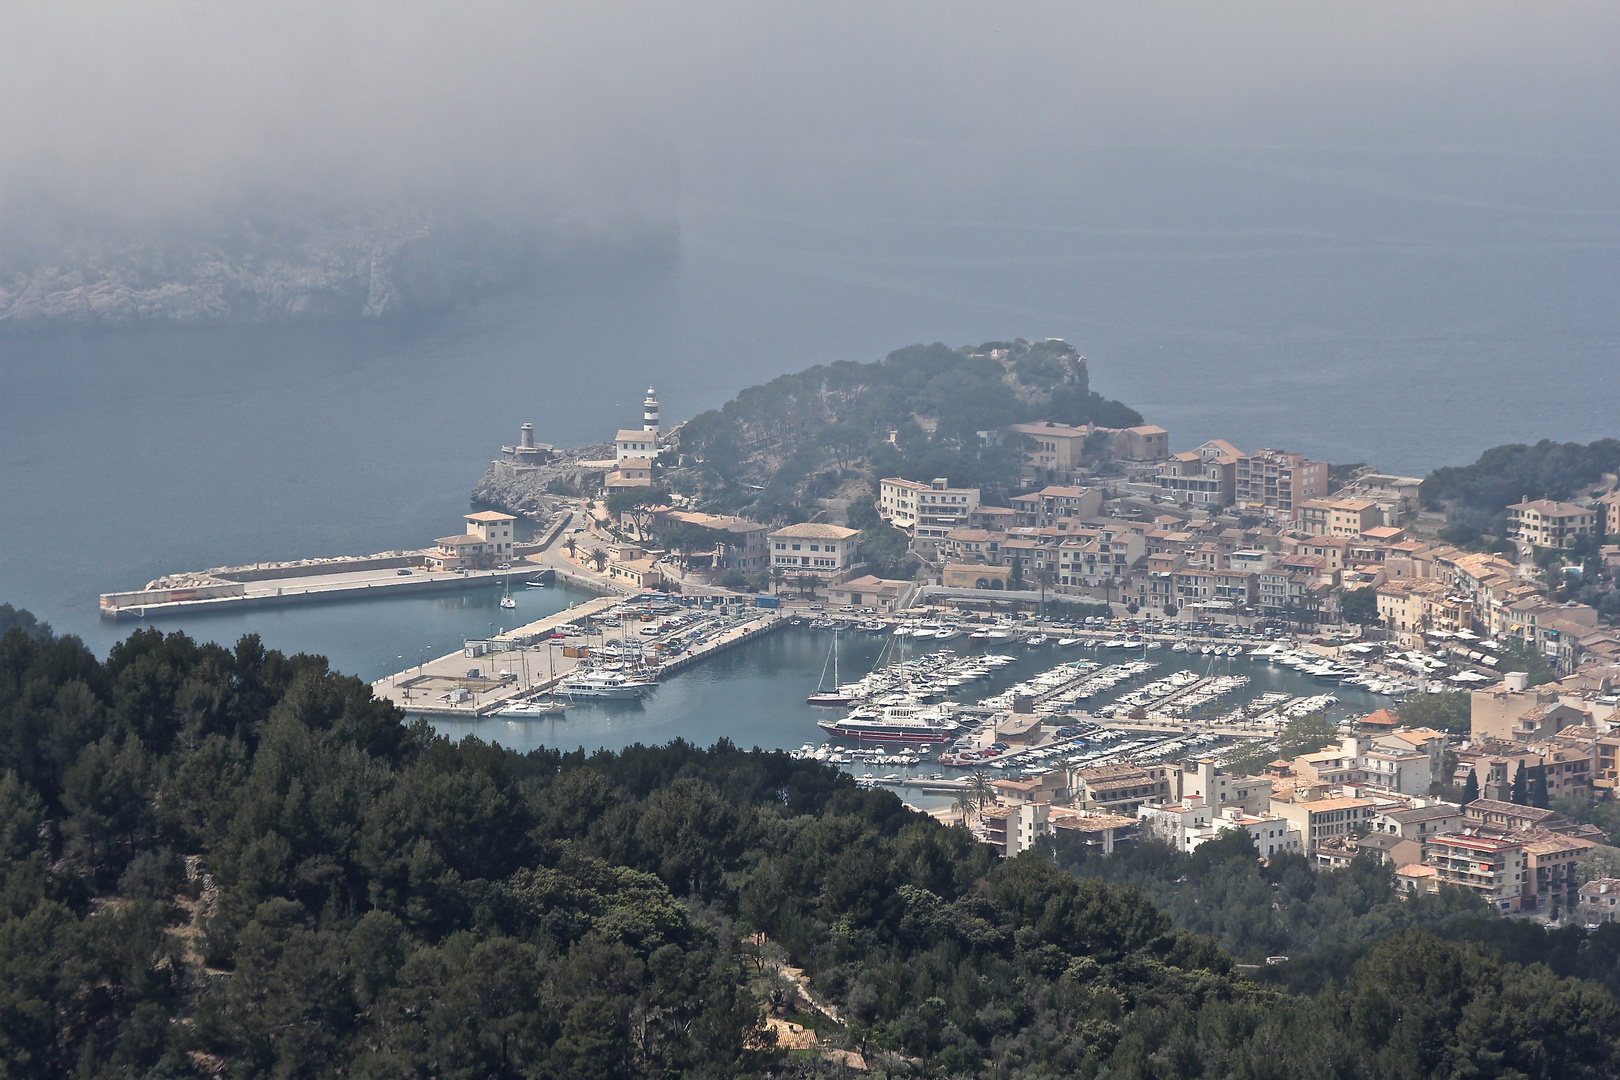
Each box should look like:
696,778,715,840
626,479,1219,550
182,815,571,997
953,790,977,825
588,547,608,572
969,770,993,813
796,573,818,600
768,566,787,595
563,536,577,560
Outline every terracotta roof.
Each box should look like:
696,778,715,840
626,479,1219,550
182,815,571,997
770,523,859,540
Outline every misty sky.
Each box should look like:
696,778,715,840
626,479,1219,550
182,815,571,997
3,1,1617,258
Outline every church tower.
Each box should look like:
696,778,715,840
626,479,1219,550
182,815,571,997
643,387,659,436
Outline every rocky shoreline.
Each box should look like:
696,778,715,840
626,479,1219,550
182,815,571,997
469,440,614,521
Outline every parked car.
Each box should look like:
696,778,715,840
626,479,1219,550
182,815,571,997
396,568,412,576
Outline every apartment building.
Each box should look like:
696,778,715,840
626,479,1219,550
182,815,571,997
1055,529,1145,588
1598,491,1620,538
1506,499,1600,550
877,477,981,537
1138,799,1301,858
1257,568,1329,620
1426,832,1528,912
1338,473,1424,525
1003,421,1092,481
980,803,1051,856
940,528,1003,564
768,523,860,579
1234,449,1328,520
1071,763,1173,814
1188,807,1303,858
1008,485,1103,528
1372,803,1463,840
1272,794,1377,853
1470,681,1587,743
1299,497,1382,537
1170,568,1257,609
1175,760,1272,815
1579,879,1620,924
652,510,770,571
1155,449,1237,507
968,505,1018,532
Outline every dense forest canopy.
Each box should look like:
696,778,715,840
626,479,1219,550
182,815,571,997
4,613,1620,1079
675,339,1143,521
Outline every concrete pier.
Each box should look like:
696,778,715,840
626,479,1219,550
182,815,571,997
370,599,784,719
99,563,547,620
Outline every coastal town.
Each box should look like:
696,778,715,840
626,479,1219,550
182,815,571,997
98,349,1620,928
450,359,1620,926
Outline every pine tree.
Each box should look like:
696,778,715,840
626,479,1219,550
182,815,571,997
1462,770,1479,805
1530,766,1550,809
1511,761,1528,805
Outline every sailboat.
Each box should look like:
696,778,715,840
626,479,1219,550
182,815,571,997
807,628,855,705
499,574,516,609
497,645,570,718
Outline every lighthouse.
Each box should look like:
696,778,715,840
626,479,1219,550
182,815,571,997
643,387,659,437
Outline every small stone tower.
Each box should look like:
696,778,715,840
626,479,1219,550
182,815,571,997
643,387,659,436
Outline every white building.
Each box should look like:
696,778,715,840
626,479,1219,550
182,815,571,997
613,387,662,465
769,523,860,579
1138,797,1211,847
1138,797,1302,858
1186,807,1303,859
878,477,982,539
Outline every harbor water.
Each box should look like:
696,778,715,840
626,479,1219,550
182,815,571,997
424,626,1385,756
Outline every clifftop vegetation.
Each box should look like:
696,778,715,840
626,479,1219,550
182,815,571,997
4,612,1620,1078
1421,438,1620,546
672,339,1142,523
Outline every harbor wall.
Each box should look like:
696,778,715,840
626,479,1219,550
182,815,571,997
216,554,425,582
99,582,247,610
99,572,500,620
548,568,624,597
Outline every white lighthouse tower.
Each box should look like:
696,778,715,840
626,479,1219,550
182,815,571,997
643,387,659,437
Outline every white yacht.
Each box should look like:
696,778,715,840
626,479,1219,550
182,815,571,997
496,699,569,718
557,670,658,699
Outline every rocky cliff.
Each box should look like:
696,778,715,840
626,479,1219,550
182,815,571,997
0,208,676,328
470,442,614,520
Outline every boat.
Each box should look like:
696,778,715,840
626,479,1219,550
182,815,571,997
1025,634,1050,647
1145,641,1163,650
857,620,887,634
969,630,990,641
934,627,965,641
1171,641,1189,653
1057,637,1082,647
557,670,658,699
499,576,516,610
807,629,855,705
524,578,548,588
496,699,569,718
817,701,963,743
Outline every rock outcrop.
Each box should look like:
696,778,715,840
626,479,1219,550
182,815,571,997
470,442,614,520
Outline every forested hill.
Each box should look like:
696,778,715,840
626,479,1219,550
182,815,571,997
5,616,1620,1079
1421,437,1620,544
672,339,1143,520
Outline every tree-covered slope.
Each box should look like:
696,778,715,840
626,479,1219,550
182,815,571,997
674,339,1143,520
3,615,1620,1079
1421,438,1620,543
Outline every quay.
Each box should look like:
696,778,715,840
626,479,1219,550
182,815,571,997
99,561,549,621
370,598,785,719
